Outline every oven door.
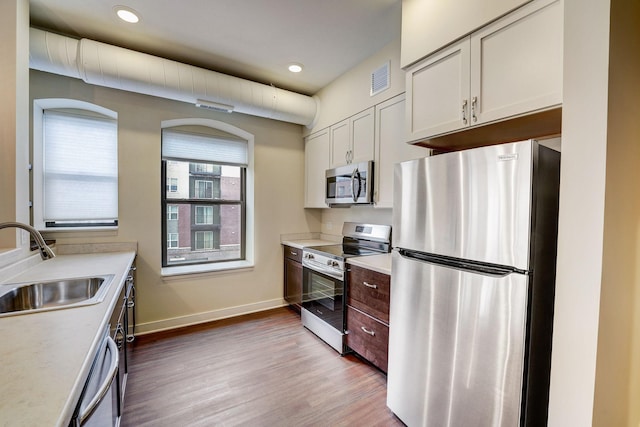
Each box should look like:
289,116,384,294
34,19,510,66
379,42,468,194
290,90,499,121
302,266,344,331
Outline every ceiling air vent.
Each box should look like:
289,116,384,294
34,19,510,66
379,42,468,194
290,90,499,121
370,61,390,96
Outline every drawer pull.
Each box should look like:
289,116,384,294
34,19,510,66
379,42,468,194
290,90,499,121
362,281,378,289
290,251,298,256
361,326,375,336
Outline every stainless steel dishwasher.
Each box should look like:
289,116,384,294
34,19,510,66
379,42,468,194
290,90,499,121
71,325,119,426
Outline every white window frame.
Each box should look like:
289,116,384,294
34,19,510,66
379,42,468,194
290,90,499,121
167,233,179,248
160,118,255,277
33,99,118,232
167,205,179,221
167,177,178,193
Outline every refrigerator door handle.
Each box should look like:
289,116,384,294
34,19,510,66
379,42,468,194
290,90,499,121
397,248,526,277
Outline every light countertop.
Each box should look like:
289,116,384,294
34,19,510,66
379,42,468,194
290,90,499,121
280,232,341,250
0,250,136,427
281,239,338,249
347,253,392,275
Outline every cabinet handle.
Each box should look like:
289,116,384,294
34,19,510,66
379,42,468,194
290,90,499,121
345,151,349,164
361,326,376,336
462,99,468,124
290,251,297,256
471,96,478,122
362,281,378,289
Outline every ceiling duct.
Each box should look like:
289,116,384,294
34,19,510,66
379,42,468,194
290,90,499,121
29,28,319,127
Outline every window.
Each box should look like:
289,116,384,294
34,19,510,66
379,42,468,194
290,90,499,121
168,233,179,248
161,121,252,272
167,205,179,220
33,99,118,230
194,180,214,199
195,206,214,224
194,231,214,250
167,178,178,193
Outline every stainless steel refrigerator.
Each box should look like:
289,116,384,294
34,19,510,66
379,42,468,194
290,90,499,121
387,139,561,427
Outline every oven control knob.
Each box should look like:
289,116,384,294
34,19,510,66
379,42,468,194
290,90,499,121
305,253,314,260
329,260,339,267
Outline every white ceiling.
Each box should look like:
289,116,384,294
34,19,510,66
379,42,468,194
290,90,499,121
29,0,402,95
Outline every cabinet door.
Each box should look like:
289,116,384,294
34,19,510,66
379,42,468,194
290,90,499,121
401,0,530,68
348,264,391,323
304,129,329,208
406,38,471,143
346,306,389,372
284,257,303,308
329,119,350,168
375,94,430,208
470,0,562,124
350,107,375,165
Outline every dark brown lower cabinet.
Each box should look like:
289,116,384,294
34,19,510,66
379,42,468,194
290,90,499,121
346,306,389,372
346,264,391,372
283,245,303,312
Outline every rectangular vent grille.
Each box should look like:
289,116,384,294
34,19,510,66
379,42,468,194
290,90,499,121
370,61,390,96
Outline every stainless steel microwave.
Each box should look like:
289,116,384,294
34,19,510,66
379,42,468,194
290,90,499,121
325,161,373,207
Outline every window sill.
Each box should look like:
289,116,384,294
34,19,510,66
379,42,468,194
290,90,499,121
161,260,254,278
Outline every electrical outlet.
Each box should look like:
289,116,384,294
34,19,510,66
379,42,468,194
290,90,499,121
325,222,333,231
21,230,29,246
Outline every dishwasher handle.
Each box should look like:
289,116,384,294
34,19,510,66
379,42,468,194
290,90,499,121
77,336,119,425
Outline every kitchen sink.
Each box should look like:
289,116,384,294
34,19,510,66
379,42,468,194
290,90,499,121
0,275,114,317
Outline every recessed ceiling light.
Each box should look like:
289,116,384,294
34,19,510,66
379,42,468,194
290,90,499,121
288,63,303,73
115,6,140,23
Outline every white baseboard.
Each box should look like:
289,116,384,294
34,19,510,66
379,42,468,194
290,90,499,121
134,298,288,336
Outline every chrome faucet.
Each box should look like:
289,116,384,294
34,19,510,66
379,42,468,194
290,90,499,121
0,222,55,260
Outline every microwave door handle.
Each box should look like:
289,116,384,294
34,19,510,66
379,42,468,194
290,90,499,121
351,168,362,202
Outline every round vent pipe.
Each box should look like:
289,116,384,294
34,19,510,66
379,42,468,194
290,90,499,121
29,28,319,127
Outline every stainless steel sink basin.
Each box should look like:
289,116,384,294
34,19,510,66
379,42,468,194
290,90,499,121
0,275,114,317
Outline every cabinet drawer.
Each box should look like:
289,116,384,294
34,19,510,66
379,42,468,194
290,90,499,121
283,245,302,262
346,306,389,372
347,265,390,324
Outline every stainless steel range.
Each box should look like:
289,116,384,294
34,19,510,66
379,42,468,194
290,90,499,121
301,222,391,354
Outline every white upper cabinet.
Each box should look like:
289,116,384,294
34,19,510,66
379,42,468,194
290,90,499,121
406,0,563,144
304,128,330,208
406,39,471,139
375,94,430,208
329,119,350,168
401,0,530,68
470,0,563,124
329,107,375,168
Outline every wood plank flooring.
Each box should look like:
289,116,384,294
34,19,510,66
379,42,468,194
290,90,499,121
121,307,405,427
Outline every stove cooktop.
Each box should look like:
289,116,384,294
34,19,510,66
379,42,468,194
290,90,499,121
304,244,385,259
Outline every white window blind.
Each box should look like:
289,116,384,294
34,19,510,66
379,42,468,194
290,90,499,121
162,129,248,166
43,110,118,224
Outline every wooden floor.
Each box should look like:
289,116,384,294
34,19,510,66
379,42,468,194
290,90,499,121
121,307,405,427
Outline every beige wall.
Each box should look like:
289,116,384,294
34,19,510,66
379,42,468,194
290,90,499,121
29,70,322,333
550,0,640,426
0,0,30,253
318,207,392,236
594,1,640,425
307,38,405,135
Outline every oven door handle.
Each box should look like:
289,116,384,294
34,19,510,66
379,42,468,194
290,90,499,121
302,260,344,281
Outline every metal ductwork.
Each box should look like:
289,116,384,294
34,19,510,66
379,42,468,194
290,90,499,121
29,28,319,127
